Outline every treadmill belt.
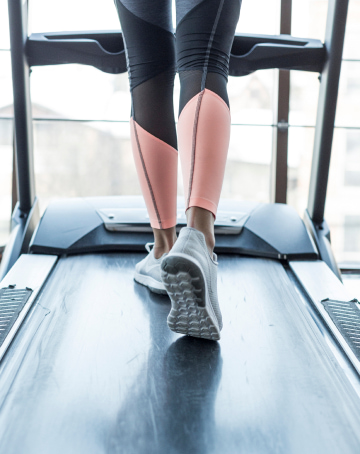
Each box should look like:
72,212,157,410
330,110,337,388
0,254,360,453
0,286,32,346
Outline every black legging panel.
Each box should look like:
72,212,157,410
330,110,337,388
114,0,176,91
176,0,241,80
114,0,241,147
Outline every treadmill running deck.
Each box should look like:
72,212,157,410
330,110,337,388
0,254,360,453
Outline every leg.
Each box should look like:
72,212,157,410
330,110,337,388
160,0,241,339
176,0,241,254
114,0,177,258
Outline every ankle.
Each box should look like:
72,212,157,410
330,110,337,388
186,206,215,256
153,245,172,259
203,234,215,256
152,226,177,259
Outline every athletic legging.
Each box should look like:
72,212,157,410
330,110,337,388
114,0,241,229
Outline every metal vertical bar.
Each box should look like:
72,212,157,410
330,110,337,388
11,127,19,213
307,0,349,224
7,0,35,213
271,0,292,204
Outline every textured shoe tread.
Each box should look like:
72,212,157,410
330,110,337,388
161,255,206,307
161,255,220,341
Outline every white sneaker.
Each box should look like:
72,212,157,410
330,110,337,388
134,243,167,294
161,227,222,341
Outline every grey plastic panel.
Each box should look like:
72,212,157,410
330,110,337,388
97,207,249,234
0,254,57,362
244,203,317,256
290,260,360,375
30,198,103,251
0,254,360,453
29,196,318,259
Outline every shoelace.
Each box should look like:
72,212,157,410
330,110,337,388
145,242,154,254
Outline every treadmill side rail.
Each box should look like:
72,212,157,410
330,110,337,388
0,254,57,363
303,210,342,281
290,260,360,376
0,199,40,282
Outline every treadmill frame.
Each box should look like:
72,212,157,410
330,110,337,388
2,0,350,280
4,0,360,377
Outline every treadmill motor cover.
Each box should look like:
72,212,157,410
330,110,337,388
29,196,318,260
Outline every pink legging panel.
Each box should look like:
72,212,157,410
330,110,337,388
130,119,178,229
178,89,231,218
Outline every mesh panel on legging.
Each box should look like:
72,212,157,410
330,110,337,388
178,70,229,116
114,0,177,149
132,69,177,150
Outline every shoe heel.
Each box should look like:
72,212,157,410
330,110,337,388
161,254,220,341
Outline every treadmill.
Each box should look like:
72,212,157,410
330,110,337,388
1,0,360,452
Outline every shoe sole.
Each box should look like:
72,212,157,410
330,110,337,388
161,253,221,341
134,273,168,295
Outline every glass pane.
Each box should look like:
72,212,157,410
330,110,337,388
343,0,360,60
287,126,315,215
289,61,360,132
325,128,360,263
292,0,360,59
29,0,281,35
0,119,13,246
289,71,320,127
0,52,13,112
335,61,360,128
342,274,360,300
343,130,360,187
288,126,360,264
292,0,328,41
237,0,280,35
30,66,277,125
33,120,135,213
0,1,10,49
228,70,277,126
223,125,272,203
29,0,120,34
30,65,131,121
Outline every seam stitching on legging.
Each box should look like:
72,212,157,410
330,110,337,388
188,0,226,209
132,120,162,229
201,0,226,91
187,89,205,209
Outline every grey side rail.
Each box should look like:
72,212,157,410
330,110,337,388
26,31,325,76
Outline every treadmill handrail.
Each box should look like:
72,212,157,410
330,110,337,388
26,31,325,76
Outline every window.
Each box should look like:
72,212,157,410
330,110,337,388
344,131,360,187
344,215,360,253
